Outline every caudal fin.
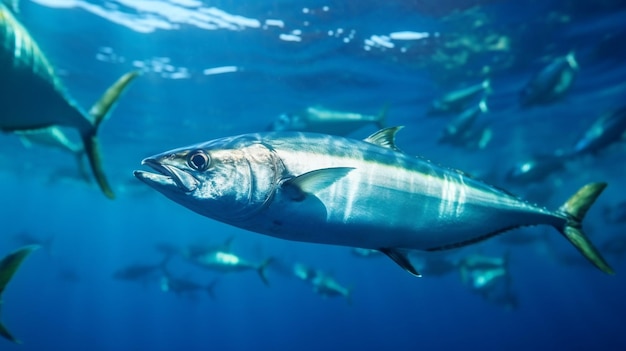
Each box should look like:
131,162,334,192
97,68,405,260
257,258,273,286
557,182,614,274
83,71,140,199
0,321,20,344
0,245,39,344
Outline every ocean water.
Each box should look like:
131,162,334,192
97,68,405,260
1,0,626,350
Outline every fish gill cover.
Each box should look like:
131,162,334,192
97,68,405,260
1,0,626,350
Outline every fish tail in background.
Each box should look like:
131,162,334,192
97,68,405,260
0,322,20,345
376,104,389,129
257,258,274,286
82,71,140,199
0,245,40,344
556,182,614,274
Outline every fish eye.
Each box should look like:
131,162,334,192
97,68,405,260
187,150,210,171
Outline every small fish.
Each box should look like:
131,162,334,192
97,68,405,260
438,99,489,147
160,270,217,300
134,127,613,277
570,105,626,157
459,253,508,274
183,240,272,286
293,263,317,281
0,245,39,344
113,255,171,283
458,252,517,309
113,262,163,282
505,153,568,185
269,105,387,136
520,52,578,107
293,263,352,303
428,79,490,116
311,273,352,303
0,4,139,198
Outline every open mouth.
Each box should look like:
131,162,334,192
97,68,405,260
133,158,199,192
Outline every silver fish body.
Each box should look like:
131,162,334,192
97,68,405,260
0,6,81,130
520,52,578,107
269,106,386,136
505,153,568,185
186,249,272,285
428,79,490,116
0,5,138,198
311,274,351,301
135,127,613,276
572,105,626,156
439,99,490,149
293,263,351,302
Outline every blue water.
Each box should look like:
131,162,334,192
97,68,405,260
2,0,626,350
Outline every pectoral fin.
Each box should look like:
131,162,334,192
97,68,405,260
282,167,354,201
380,248,421,277
0,320,20,344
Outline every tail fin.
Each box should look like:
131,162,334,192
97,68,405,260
0,245,39,344
0,245,39,294
257,258,273,286
82,71,140,199
557,182,614,274
376,104,389,129
0,322,20,344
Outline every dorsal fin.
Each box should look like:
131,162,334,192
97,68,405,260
364,126,404,152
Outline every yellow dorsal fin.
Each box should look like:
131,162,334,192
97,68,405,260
364,126,404,152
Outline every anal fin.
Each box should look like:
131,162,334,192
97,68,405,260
380,248,421,277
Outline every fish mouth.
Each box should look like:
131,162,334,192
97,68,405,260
134,158,199,193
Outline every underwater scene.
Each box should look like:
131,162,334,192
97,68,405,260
1,0,626,350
